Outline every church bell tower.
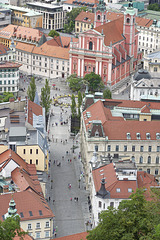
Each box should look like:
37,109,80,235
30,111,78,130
94,0,107,28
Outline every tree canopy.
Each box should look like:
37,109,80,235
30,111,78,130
0,216,25,240
87,188,160,240
67,74,82,92
41,79,52,117
147,3,160,11
103,88,112,99
48,30,60,38
84,72,104,92
71,94,77,118
64,7,88,33
27,76,36,102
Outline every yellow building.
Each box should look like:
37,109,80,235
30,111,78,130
0,4,42,28
75,10,94,33
16,129,49,172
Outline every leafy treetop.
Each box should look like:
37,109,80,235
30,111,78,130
48,30,60,38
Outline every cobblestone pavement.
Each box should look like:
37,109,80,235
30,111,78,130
45,79,92,238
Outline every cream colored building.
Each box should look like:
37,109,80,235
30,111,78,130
144,50,160,73
81,96,160,188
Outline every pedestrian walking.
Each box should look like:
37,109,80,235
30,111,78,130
49,197,50,201
70,159,72,163
70,197,72,201
54,160,55,164
77,197,78,201
74,197,77,202
53,200,55,204
68,159,69,162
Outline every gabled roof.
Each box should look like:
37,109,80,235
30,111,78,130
54,232,88,240
141,105,151,113
0,43,10,55
0,149,29,173
11,167,43,196
137,171,158,189
75,10,94,23
136,16,153,28
0,190,54,221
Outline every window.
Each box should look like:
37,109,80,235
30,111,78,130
46,221,49,228
116,188,120,192
30,159,32,164
30,149,32,154
97,15,100,20
147,169,150,174
127,18,130,23
57,66,59,70
148,156,151,164
103,203,105,209
93,67,95,73
116,145,119,151
56,60,59,64
20,212,24,218
36,223,40,229
28,224,32,230
89,41,93,50
36,159,38,165
157,146,160,152
45,63,47,67
131,156,135,162
36,149,38,154
137,133,141,139
98,201,102,208
132,146,135,152
155,169,159,175
154,153,159,164
146,133,150,139
95,145,98,152
107,145,111,151
128,188,132,193
45,231,50,238
140,146,143,152
124,145,127,152
139,156,143,164
85,66,87,71
154,67,157,72
36,232,40,239
23,149,25,154
110,202,114,207
148,146,152,152
29,211,33,216
45,58,47,61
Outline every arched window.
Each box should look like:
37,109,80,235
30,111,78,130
127,18,130,24
148,156,151,164
156,156,159,164
131,156,135,162
97,15,101,20
89,41,93,50
139,156,143,164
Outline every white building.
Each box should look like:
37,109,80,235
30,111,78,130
144,50,160,73
130,69,160,101
15,37,72,79
89,160,157,227
26,1,66,30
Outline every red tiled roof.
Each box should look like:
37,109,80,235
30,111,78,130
0,43,10,55
137,171,158,189
141,105,151,113
0,149,29,173
54,232,88,240
0,190,54,221
14,230,33,240
75,11,94,23
92,163,137,199
28,100,43,126
0,61,21,69
136,17,153,28
11,167,43,196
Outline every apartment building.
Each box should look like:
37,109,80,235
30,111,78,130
0,8,11,29
144,50,160,73
26,1,66,30
81,95,160,188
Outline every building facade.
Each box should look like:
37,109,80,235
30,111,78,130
81,96,160,188
26,1,66,30
0,8,11,29
70,1,142,87
0,61,21,96
144,50,160,73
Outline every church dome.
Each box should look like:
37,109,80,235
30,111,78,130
133,69,151,81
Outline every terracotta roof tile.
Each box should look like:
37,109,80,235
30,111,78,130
54,232,88,240
0,43,10,55
28,100,43,126
16,42,35,53
0,149,29,173
14,230,33,240
75,11,94,23
136,17,153,28
0,61,21,69
0,190,54,221
137,171,158,189
141,105,151,113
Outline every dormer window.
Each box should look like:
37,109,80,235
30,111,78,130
146,133,150,139
156,133,160,139
126,133,131,139
116,188,120,192
136,133,141,139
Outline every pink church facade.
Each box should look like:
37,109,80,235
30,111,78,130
69,1,142,87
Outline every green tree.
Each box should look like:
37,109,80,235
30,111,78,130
84,72,103,92
48,30,60,38
27,77,36,102
78,90,82,118
64,7,88,33
103,88,112,99
41,79,52,117
3,92,15,102
71,94,77,118
87,188,160,240
67,74,82,92
147,3,160,11
0,215,25,240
